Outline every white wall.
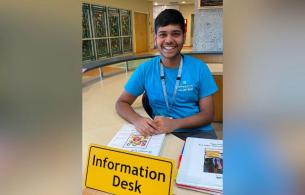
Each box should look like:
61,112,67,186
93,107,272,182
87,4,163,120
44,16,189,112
153,5,180,19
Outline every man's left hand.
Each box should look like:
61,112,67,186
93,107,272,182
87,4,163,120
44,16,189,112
153,116,178,134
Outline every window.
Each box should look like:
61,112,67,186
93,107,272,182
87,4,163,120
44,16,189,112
82,3,133,62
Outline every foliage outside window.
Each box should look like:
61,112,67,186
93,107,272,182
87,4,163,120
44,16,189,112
82,3,133,62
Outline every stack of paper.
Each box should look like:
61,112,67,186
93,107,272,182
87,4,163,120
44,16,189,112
176,137,223,195
107,124,166,156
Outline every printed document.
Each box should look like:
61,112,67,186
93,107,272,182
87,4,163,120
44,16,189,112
108,124,165,156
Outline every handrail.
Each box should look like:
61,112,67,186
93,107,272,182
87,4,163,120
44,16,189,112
82,51,223,73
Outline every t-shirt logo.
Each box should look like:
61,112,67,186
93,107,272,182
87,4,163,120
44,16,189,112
178,81,194,92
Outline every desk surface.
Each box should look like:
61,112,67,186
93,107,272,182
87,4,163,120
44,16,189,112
83,71,214,195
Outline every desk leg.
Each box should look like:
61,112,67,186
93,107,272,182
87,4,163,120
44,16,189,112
126,61,129,73
99,67,103,80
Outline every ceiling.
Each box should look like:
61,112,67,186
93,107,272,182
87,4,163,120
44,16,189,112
147,0,195,6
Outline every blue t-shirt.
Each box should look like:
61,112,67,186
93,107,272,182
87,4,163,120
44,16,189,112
125,55,218,132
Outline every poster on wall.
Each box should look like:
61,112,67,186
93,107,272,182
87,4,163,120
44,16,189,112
198,0,223,9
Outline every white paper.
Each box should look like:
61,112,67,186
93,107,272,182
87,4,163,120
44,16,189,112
107,124,166,156
176,137,223,191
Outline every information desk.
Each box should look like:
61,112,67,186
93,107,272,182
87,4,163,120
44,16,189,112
83,134,211,195
82,64,223,195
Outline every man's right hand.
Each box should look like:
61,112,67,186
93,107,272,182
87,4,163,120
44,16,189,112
134,117,159,136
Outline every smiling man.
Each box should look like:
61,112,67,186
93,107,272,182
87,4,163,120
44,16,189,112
115,9,218,140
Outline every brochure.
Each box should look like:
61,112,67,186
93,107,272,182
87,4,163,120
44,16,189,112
107,124,166,156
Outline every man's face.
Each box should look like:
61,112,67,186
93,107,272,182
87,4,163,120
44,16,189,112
154,24,185,60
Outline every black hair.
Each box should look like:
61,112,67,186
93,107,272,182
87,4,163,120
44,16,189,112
154,9,185,34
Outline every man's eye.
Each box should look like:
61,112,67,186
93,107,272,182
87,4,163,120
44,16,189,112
172,32,181,37
158,33,166,38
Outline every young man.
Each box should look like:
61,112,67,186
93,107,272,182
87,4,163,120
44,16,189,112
115,9,218,140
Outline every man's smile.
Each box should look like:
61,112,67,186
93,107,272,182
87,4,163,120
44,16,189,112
162,45,177,52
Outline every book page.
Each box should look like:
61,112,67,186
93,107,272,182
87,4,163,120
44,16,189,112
107,124,166,156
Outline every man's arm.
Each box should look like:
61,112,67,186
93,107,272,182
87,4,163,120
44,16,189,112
115,90,158,136
154,95,214,133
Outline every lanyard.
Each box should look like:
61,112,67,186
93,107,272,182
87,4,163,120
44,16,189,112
160,57,183,113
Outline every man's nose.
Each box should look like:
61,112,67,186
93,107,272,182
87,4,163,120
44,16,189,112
164,35,174,43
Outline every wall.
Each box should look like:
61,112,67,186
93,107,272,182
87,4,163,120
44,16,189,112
153,5,180,19
179,4,195,47
83,0,153,52
193,1,223,51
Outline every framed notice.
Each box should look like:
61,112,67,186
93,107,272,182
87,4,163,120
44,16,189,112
198,0,223,9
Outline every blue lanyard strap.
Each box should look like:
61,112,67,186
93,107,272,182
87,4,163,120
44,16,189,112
160,57,183,113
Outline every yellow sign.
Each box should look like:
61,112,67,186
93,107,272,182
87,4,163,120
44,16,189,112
85,144,175,195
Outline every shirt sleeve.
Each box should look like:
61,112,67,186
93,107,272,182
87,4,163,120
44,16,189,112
124,64,145,96
199,62,218,99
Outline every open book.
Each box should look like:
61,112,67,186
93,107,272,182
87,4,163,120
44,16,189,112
176,137,223,195
107,124,166,156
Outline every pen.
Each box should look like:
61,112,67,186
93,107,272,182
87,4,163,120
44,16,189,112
177,143,185,169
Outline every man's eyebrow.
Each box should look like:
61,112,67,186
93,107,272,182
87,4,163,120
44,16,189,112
172,30,182,33
158,30,182,34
